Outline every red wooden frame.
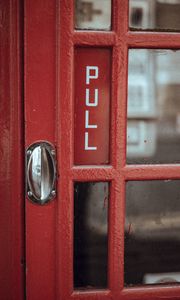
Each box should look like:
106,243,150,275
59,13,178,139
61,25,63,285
58,1,127,299
0,0,24,299
58,1,180,300
25,0,180,299
25,1,57,299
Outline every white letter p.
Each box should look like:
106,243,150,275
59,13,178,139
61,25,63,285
86,66,98,84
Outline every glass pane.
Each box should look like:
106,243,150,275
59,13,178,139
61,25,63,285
127,49,180,164
75,0,111,30
125,180,180,286
129,0,180,31
74,182,109,289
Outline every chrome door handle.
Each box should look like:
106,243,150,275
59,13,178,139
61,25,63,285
26,141,56,205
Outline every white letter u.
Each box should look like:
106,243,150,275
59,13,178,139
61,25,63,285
86,88,98,107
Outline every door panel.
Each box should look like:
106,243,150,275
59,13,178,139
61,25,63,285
0,0,24,299
25,1,57,299
25,1,180,300
57,1,126,299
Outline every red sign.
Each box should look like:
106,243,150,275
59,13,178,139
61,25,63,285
74,48,111,165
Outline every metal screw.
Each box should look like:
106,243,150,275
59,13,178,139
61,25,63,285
51,190,56,197
27,150,32,156
51,149,56,156
28,191,33,197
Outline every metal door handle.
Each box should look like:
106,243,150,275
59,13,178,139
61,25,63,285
26,142,56,205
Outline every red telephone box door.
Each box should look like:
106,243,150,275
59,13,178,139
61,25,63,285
25,1,180,300
0,1,24,299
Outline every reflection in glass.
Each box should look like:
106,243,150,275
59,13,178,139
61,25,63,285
127,49,180,164
129,0,180,31
74,182,109,289
125,180,180,286
75,0,111,30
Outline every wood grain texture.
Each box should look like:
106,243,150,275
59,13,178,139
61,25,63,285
0,0,24,299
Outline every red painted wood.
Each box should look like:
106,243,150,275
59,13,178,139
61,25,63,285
74,48,111,165
26,0,180,299
72,291,111,300
0,0,24,299
109,0,129,294
73,31,116,46
25,0,57,299
71,166,116,181
121,285,180,300
57,0,74,298
127,32,180,48
124,165,180,181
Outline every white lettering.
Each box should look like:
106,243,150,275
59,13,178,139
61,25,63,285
86,88,98,106
85,132,97,150
85,110,97,129
84,65,99,151
86,66,98,84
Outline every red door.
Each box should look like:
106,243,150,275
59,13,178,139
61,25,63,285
24,1,180,300
0,1,24,299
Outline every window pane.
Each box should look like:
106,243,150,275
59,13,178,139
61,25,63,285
75,0,111,30
125,180,180,286
129,0,180,32
74,182,109,289
127,49,180,164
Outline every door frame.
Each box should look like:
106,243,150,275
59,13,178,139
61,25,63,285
0,0,24,299
25,1,180,300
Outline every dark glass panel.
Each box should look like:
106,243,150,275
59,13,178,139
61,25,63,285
74,182,109,289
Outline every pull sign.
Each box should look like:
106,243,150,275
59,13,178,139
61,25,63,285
74,48,111,165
